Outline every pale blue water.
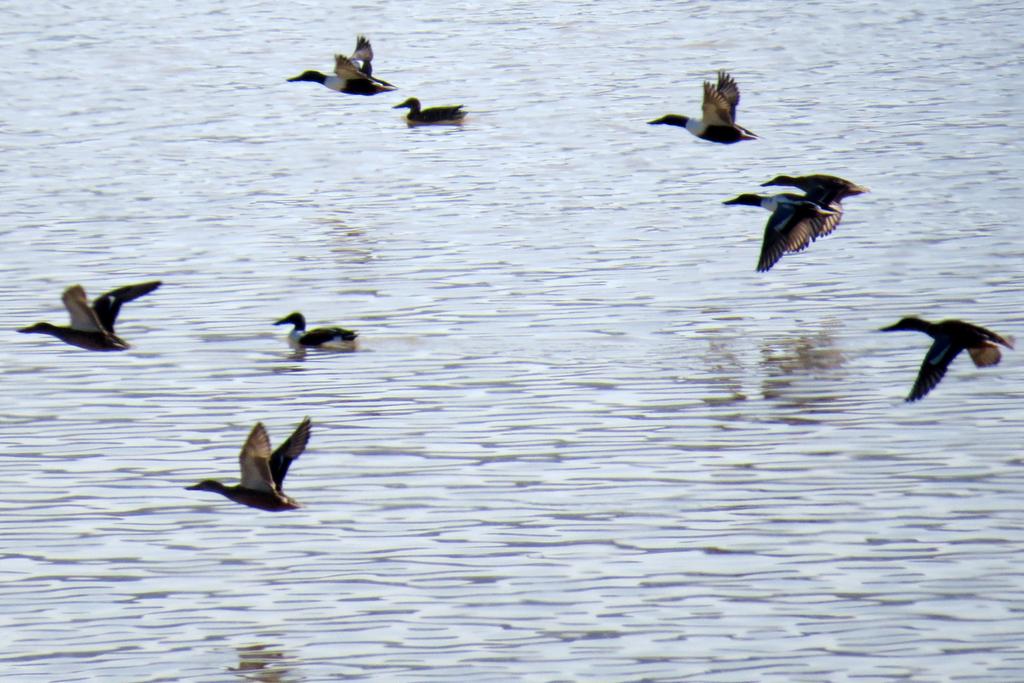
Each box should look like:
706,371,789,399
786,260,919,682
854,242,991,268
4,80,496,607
1,0,1023,680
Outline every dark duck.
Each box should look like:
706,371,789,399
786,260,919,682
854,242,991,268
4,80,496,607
187,418,312,511
648,71,757,144
722,193,837,272
19,281,161,351
880,318,1013,402
760,174,869,240
288,36,396,95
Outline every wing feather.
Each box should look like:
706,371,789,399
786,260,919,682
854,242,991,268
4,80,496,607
269,418,312,491
92,281,161,333
907,336,962,401
62,286,105,332
238,423,276,493
701,81,734,126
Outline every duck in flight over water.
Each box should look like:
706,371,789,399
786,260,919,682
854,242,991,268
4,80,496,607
879,318,1013,402
187,418,312,511
18,281,161,351
722,193,837,272
288,36,396,95
760,174,869,240
648,71,758,144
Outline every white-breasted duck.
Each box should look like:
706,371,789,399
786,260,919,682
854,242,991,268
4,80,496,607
761,174,869,239
18,281,161,351
648,71,758,144
879,318,1013,402
722,194,837,272
187,418,312,511
287,36,396,96
274,312,358,351
393,97,466,126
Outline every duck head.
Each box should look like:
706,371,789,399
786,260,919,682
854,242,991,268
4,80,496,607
761,175,799,187
722,193,766,207
18,322,59,336
274,312,306,330
287,70,327,84
392,97,421,112
879,317,930,333
647,114,689,127
186,480,230,495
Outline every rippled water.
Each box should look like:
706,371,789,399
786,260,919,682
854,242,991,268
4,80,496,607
2,0,1023,680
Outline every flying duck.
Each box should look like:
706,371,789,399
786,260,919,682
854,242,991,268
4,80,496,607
648,71,758,144
18,281,161,351
187,418,312,511
274,312,358,351
393,97,466,126
722,193,837,272
879,318,1013,402
761,174,869,239
287,36,396,95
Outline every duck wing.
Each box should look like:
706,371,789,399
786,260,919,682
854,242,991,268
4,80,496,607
351,35,373,70
238,422,277,493
92,281,161,333
756,202,819,272
62,285,105,332
808,202,843,239
968,343,1004,368
299,327,357,346
269,417,312,491
701,80,735,127
334,53,368,80
418,105,466,123
907,335,964,401
335,50,394,88
715,71,741,120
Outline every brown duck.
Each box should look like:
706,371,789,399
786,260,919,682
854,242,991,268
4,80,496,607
187,418,312,511
18,281,161,351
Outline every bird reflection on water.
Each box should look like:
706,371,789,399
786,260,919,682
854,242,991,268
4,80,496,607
229,644,293,683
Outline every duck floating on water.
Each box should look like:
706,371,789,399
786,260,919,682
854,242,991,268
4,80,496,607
187,418,312,511
879,318,1013,402
287,36,396,95
393,97,466,126
18,281,161,351
648,71,758,144
274,312,358,351
722,193,837,272
761,174,869,239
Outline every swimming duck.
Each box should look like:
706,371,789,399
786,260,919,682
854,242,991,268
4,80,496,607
18,281,161,351
879,318,1013,402
187,418,312,511
722,193,837,272
761,174,869,239
274,312,358,351
648,71,758,144
393,97,466,126
287,36,396,96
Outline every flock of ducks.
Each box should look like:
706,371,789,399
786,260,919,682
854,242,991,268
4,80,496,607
16,39,1012,510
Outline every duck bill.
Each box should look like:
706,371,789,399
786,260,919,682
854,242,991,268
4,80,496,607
878,322,901,332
